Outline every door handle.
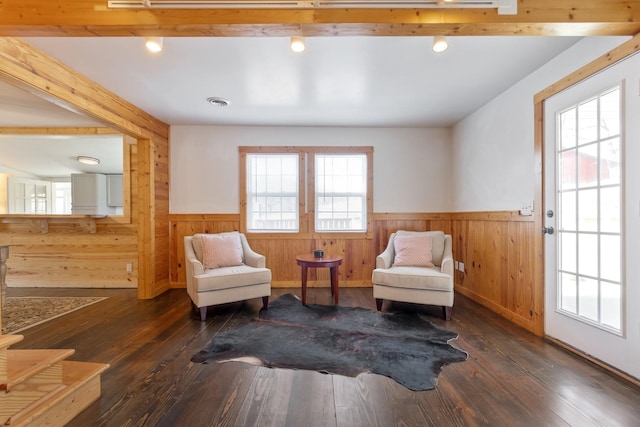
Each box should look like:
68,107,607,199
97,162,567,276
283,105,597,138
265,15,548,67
542,226,555,235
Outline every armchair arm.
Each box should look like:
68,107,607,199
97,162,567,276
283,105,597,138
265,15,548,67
440,234,454,277
187,257,205,276
376,233,396,269
240,233,266,268
184,237,205,276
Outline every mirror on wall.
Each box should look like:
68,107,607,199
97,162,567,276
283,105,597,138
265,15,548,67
0,79,125,216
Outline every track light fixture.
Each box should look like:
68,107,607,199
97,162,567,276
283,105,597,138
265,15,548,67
145,37,163,53
432,36,449,53
290,36,306,53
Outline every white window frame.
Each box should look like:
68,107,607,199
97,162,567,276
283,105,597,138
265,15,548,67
245,153,300,233
314,153,367,232
555,85,624,334
240,146,373,237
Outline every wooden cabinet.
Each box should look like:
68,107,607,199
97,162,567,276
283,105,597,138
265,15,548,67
71,173,110,216
107,174,123,207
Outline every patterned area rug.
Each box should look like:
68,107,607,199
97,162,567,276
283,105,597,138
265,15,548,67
1,296,107,335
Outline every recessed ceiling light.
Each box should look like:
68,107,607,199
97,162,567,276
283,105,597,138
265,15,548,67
207,97,230,107
290,36,306,53
77,156,100,165
432,36,449,53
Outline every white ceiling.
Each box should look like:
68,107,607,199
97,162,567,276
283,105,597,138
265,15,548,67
23,36,583,127
1,35,583,178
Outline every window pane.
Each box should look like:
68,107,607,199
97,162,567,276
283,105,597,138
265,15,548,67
578,277,599,321
560,272,577,313
560,191,576,231
559,150,576,190
578,98,598,145
601,138,620,186
577,189,597,232
600,88,620,139
315,154,367,232
600,187,620,233
577,143,598,188
578,233,598,278
560,232,576,274
601,282,621,330
247,154,299,232
266,175,281,193
560,108,577,149
600,235,620,283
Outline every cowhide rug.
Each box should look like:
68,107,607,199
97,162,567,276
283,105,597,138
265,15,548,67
191,293,468,391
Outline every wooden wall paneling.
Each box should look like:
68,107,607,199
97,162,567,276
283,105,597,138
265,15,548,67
153,136,171,294
136,139,153,299
467,220,486,296
507,221,536,330
169,212,542,335
254,238,314,287
484,220,507,305
0,39,170,299
453,215,538,333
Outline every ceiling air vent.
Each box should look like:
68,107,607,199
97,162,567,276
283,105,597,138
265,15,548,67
207,97,230,107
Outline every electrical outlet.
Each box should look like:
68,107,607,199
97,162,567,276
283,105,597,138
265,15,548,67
126,263,132,272
454,261,459,270
459,262,465,273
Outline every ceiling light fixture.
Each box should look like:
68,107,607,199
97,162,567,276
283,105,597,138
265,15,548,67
77,156,100,165
290,36,306,53
145,37,163,53
207,97,230,107
432,36,449,53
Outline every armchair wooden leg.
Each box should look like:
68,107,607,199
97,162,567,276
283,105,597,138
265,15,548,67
199,306,208,321
443,306,452,321
375,298,383,311
262,296,269,310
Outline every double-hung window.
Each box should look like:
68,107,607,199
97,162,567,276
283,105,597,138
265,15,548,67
245,153,299,232
240,146,372,235
315,154,367,232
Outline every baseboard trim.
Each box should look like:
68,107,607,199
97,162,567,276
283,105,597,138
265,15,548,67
545,335,640,389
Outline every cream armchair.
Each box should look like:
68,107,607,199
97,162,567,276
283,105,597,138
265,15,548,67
184,232,271,321
372,230,454,320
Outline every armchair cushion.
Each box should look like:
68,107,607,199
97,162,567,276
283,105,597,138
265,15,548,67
195,264,272,292
201,233,243,269
372,266,451,291
393,234,434,267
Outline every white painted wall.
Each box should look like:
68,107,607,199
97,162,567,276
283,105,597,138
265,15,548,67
451,36,631,212
170,126,452,213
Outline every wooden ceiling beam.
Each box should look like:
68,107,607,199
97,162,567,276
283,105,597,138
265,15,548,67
1,0,640,37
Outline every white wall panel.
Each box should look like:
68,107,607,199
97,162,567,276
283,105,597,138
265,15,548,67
170,126,451,213
451,36,630,212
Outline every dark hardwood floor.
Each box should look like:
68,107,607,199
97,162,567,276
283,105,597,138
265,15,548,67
6,286,640,426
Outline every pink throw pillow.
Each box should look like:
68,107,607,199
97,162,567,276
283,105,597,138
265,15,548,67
202,233,243,269
393,234,434,267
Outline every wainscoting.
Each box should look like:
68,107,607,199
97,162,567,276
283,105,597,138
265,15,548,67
169,211,541,334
